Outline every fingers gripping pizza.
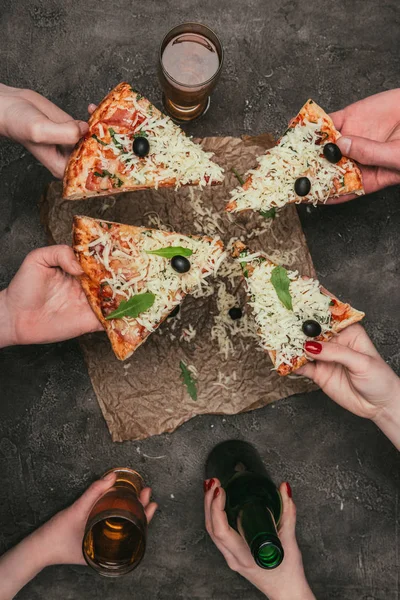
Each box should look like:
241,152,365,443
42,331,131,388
73,216,225,360
233,242,364,376
64,82,224,200
226,99,364,214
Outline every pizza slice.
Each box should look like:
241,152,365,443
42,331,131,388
64,82,224,200
233,241,364,376
226,99,364,214
73,215,225,360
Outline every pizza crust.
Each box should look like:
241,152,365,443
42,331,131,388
63,82,223,200
226,99,364,213
73,215,224,360
233,241,365,376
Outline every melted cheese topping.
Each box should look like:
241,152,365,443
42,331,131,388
241,254,332,368
83,223,225,333
95,94,224,189
229,118,354,212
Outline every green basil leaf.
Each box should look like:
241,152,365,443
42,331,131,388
105,293,155,320
145,246,193,259
270,266,293,311
240,261,249,278
231,167,245,186
91,134,108,146
109,127,127,153
179,361,197,401
94,171,105,177
260,208,276,219
134,130,148,138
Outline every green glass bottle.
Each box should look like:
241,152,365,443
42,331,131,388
205,440,284,569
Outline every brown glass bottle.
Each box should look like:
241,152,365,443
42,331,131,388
82,468,147,577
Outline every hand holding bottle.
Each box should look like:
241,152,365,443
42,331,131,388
204,479,315,600
298,324,400,450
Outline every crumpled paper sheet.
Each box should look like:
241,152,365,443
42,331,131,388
40,135,316,442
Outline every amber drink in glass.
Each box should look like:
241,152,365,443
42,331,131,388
158,22,224,121
82,468,147,577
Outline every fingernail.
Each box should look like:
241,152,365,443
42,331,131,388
203,480,208,493
338,136,352,155
103,472,115,482
213,487,220,499
286,482,293,498
78,120,89,135
304,341,322,355
206,478,215,491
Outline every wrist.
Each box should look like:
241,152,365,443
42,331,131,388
372,383,400,450
0,289,17,348
243,568,315,600
0,84,12,138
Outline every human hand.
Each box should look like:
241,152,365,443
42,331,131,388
327,89,400,202
298,324,400,419
32,473,158,566
204,479,315,600
0,245,103,348
0,84,88,178
298,325,400,450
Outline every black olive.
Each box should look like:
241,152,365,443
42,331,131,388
229,307,242,320
168,305,180,318
133,136,150,157
294,177,311,197
302,320,322,337
171,255,191,273
323,142,342,164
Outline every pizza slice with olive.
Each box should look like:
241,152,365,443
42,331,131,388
226,99,364,214
73,215,225,360
63,82,224,200
233,241,364,376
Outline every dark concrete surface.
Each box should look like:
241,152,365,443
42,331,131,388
0,1,399,598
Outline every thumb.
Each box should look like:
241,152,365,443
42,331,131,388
72,472,117,516
337,135,400,170
29,115,88,145
30,245,84,276
278,482,296,537
304,340,371,375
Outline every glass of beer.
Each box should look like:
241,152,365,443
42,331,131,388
158,22,224,122
82,468,147,577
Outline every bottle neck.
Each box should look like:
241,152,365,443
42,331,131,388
238,500,284,569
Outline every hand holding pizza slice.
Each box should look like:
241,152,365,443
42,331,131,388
226,100,364,215
233,241,364,376
63,82,224,200
73,216,225,360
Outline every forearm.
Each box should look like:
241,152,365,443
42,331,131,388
259,582,316,600
0,531,49,600
0,84,18,138
243,569,316,600
0,289,16,348
373,394,400,451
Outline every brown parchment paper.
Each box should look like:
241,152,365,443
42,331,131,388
40,135,316,442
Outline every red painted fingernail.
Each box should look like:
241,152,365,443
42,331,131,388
207,478,215,491
203,480,208,493
304,341,322,355
286,482,292,498
213,487,220,499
